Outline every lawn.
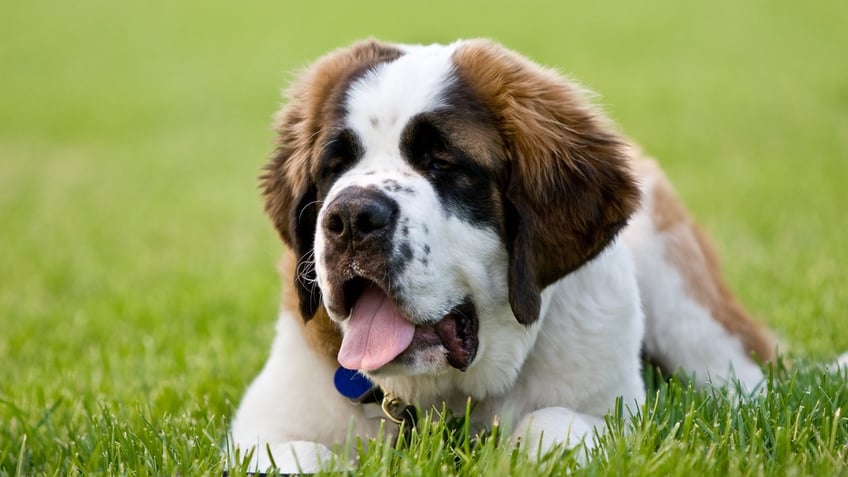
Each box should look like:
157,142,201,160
1,0,846,475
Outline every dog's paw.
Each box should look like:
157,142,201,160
247,441,340,474
511,407,605,461
833,352,848,371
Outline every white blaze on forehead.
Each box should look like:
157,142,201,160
344,42,460,157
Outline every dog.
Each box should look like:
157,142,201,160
229,38,781,472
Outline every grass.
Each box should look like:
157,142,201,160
1,0,846,475
337,363,848,476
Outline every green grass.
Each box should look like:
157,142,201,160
1,0,846,475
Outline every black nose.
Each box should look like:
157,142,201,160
323,187,399,243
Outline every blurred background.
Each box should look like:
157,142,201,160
1,0,846,470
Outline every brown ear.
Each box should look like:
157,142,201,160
260,40,403,321
453,40,640,324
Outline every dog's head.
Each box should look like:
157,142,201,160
262,39,638,396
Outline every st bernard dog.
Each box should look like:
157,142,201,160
229,39,781,471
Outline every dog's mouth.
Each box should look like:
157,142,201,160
336,278,478,372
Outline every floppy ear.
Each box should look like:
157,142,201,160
261,130,321,321
453,39,641,324
260,40,403,321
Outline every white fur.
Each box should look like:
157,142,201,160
261,441,338,474
231,241,646,471
345,42,459,156
831,352,848,372
622,167,764,392
513,407,605,461
229,41,779,472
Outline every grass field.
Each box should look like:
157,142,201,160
1,0,847,475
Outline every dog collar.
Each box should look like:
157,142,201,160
334,366,417,427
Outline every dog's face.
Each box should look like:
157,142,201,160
262,40,639,397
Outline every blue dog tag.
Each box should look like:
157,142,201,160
334,366,376,401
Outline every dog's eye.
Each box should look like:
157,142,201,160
325,156,349,176
319,130,359,180
409,121,455,174
319,154,352,182
428,151,454,172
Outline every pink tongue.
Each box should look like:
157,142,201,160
337,286,416,371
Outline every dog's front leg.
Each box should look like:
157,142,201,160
228,311,381,473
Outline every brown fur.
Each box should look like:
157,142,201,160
279,250,342,358
644,161,775,362
452,39,641,323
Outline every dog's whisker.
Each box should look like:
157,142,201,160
297,200,324,223
295,250,319,288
